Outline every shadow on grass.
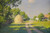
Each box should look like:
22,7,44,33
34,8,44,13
16,27,28,33
10,24,25,26
34,26,50,33
0,24,27,33
28,24,50,33
29,27,37,33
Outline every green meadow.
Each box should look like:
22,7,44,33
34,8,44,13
0,23,28,33
31,21,50,33
0,21,50,33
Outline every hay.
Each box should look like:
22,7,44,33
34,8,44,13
14,14,23,24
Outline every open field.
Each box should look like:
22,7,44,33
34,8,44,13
31,21,50,33
31,21,50,28
0,22,37,33
0,21,50,33
0,23,28,33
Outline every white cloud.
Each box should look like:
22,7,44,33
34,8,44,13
28,0,35,3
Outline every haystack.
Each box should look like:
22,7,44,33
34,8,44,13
14,14,23,24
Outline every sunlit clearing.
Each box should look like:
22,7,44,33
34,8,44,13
13,29,19,30
9,26,21,28
31,21,50,28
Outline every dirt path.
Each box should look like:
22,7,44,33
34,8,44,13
29,24,43,33
25,24,32,33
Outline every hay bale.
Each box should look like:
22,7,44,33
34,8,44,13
14,14,23,24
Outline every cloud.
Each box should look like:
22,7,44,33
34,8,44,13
28,0,35,3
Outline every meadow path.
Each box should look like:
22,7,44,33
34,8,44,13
25,20,43,33
29,24,43,33
25,24,32,33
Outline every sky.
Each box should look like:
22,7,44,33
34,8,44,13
18,0,50,18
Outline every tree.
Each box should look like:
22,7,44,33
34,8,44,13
0,0,21,7
48,13,50,15
48,16,50,21
24,14,30,21
0,0,22,16
10,8,20,20
3,6,11,19
48,13,50,21
0,0,22,28
20,11,25,17
0,0,22,20
20,11,30,21
0,16,6,28
38,13,44,21
33,16,37,21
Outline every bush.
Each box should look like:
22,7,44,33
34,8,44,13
44,19,47,21
0,16,6,28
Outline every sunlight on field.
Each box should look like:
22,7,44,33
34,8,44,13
9,25,25,27
31,21,50,28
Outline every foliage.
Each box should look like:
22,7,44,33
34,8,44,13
0,16,5,23
38,13,44,21
20,11,30,21
0,0,22,28
3,6,11,19
0,0,21,7
44,19,47,21
48,13,50,21
24,14,30,21
48,13,50,15
20,11,25,17
10,8,20,20
48,16,50,20
0,16,6,28
33,16,37,21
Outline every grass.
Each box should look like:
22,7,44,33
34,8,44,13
0,22,27,33
31,21,50,28
29,27,37,33
0,21,50,33
31,21,50,33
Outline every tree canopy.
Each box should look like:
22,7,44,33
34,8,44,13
0,0,22,28
48,13,50,15
38,13,44,21
38,13,44,18
33,16,37,21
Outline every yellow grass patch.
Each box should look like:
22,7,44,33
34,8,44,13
31,21,50,28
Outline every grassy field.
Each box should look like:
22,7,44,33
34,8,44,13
0,22,28,33
31,21,50,28
31,21,50,33
0,21,50,33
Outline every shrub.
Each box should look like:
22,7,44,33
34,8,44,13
44,19,47,21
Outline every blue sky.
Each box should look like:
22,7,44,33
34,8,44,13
18,0,50,18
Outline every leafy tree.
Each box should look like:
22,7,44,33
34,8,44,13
33,16,37,21
10,8,20,20
0,0,22,28
48,13,50,15
20,11,30,21
48,16,50,21
0,0,21,7
0,16,6,28
0,0,22,16
0,6,11,28
3,6,11,19
20,11,25,17
48,13,50,21
38,13,44,21
0,16,5,23
24,14,30,21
